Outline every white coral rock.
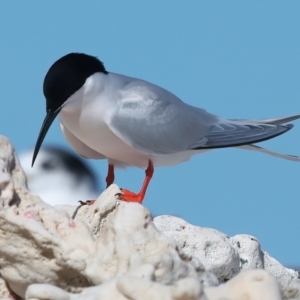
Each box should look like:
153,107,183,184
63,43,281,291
0,136,205,299
154,215,299,286
0,135,299,300
26,276,206,300
154,215,240,282
205,269,282,300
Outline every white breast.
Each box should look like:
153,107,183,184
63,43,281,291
59,73,149,168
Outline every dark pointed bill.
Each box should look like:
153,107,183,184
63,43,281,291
32,109,61,167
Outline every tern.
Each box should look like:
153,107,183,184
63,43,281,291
32,53,300,203
20,146,99,206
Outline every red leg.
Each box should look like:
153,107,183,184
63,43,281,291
116,160,154,203
106,164,115,188
79,164,115,206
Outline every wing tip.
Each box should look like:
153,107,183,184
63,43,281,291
193,123,294,150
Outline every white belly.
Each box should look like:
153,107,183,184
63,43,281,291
60,109,208,168
60,113,149,168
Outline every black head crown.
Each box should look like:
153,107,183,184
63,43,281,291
43,53,108,112
32,53,108,167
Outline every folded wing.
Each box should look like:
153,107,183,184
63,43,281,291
107,79,300,159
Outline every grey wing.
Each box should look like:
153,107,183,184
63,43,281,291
107,78,300,154
107,85,218,155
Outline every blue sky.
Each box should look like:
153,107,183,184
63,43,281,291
0,2,299,266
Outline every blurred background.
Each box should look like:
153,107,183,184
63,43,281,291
0,2,299,268
19,146,100,206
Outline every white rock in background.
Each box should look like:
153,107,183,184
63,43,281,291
229,234,264,270
154,215,240,282
229,234,299,282
0,134,299,300
153,215,299,286
263,251,299,281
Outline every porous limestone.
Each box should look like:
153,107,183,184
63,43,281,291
205,269,282,300
0,135,299,300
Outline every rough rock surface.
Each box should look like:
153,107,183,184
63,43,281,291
0,135,299,300
154,216,299,283
205,269,282,300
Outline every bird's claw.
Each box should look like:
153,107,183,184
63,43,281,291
78,200,95,206
115,189,143,203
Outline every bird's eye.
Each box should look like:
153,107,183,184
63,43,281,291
41,160,55,170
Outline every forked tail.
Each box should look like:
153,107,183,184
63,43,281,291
192,114,300,150
192,114,300,161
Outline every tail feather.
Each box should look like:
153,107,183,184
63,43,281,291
191,114,300,150
232,114,300,125
238,144,300,162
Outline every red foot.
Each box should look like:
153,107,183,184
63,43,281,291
78,164,115,206
115,160,154,204
116,189,144,203
78,200,95,206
